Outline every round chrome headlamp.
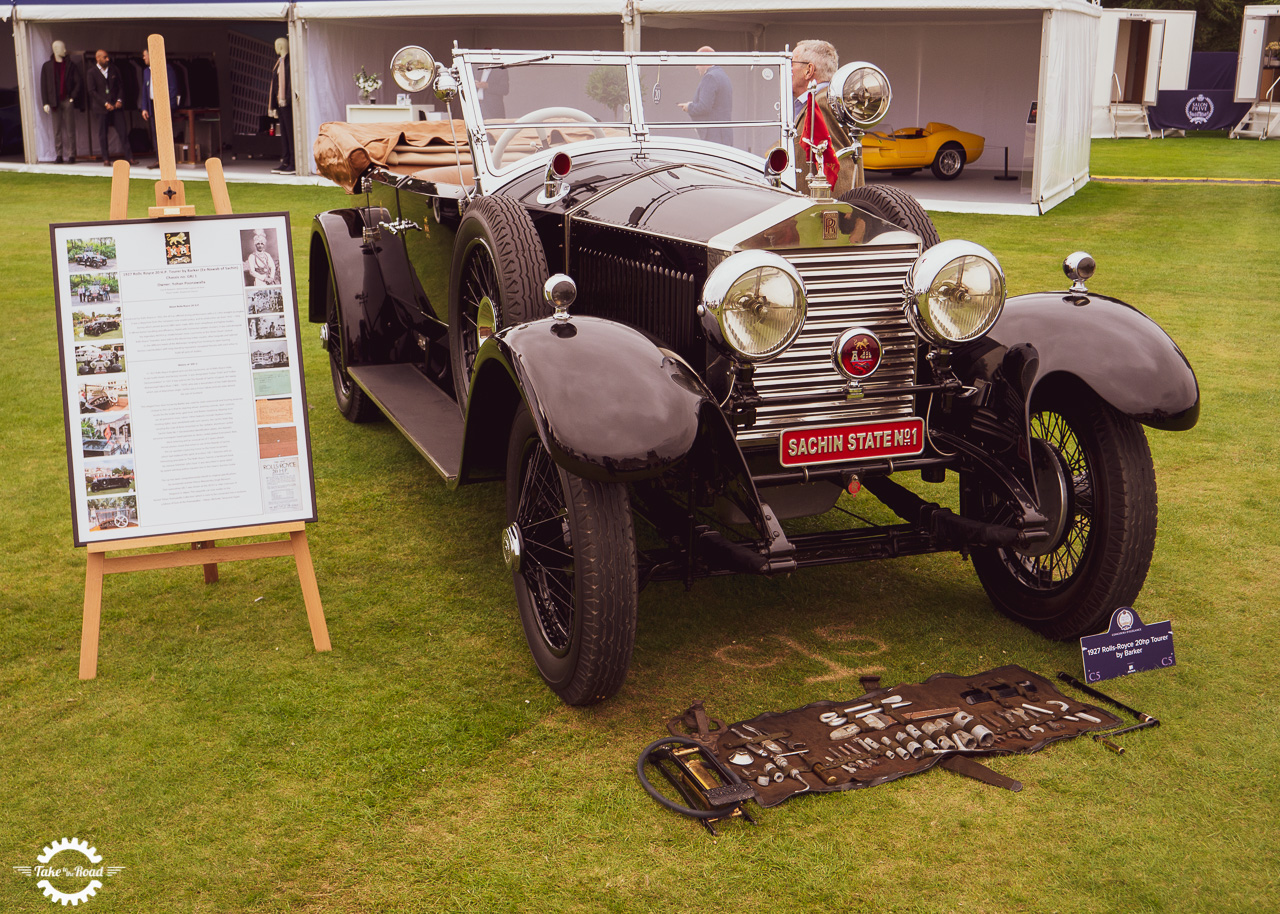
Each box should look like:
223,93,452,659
700,251,806,362
390,46,436,93
828,62,892,131
904,240,1006,347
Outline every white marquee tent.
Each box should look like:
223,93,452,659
10,0,1104,214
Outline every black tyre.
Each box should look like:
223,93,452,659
931,143,966,180
961,384,1157,641
448,196,549,410
505,405,638,706
840,184,941,248
323,266,381,423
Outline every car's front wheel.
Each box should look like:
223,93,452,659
961,384,1157,640
931,143,966,180
448,197,548,411
504,404,638,706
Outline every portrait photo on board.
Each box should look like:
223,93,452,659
241,227,280,286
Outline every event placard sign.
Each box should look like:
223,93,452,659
51,213,317,546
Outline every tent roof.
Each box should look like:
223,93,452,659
14,2,289,21
633,0,1099,12
293,0,624,18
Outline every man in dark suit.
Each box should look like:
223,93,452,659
87,49,131,164
791,39,854,196
140,47,180,168
679,46,734,146
476,64,509,120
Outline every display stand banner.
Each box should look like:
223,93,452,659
52,213,317,546
1148,90,1251,132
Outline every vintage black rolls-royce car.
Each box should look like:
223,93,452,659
309,49,1198,705
76,252,108,268
83,317,119,336
89,474,132,492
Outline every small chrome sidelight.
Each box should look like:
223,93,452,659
764,146,790,188
544,274,577,321
537,152,573,205
1063,251,1096,294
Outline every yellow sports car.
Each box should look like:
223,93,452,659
862,122,985,180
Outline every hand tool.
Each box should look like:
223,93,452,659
636,737,757,836
1057,673,1156,723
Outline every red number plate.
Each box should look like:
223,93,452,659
779,417,926,467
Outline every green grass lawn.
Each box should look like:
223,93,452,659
1,141,1277,913
1090,130,1280,179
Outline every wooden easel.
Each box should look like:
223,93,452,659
80,34,330,679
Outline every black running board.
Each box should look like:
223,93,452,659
348,364,463,482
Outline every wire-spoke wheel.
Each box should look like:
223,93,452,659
448,196,548,410
961,385,1158,640
505,405,637,705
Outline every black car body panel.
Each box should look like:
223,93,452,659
469,316,711,483
959,291,1200,432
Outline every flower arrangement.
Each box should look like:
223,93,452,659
354,66,383,101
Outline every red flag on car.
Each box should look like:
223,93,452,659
802,93,840,187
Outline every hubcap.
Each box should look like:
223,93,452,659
502,522,523,573
1018,438,1071,558
477,295,496,348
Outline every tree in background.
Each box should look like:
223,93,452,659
1101,0,1247,52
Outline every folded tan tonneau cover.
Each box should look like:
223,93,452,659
313,120,468,193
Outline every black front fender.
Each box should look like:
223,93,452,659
461,316,711,484
972,291,1200,430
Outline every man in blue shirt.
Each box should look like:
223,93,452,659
679,46,733,146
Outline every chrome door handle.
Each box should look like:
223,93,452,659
377,218,423,236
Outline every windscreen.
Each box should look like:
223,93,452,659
462,54,791,172
637,60,789,157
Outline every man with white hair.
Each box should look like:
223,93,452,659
791,39,854,196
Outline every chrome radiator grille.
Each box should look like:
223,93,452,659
738,243,921,448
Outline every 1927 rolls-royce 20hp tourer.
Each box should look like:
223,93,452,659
310,48,1198,705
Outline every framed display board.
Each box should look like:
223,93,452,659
51,213,317,546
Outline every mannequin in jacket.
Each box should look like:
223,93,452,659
40,41,84,164
268,38,294,175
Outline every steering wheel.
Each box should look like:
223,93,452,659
491,106,605,168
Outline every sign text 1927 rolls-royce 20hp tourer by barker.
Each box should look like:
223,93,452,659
309,48,1198,705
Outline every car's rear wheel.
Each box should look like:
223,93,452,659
960,384,1157,640
448,196,549,411
324,267,381,423
840,184,940,248
505,404,638,706
931,143,966,180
